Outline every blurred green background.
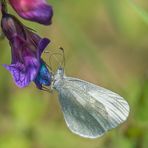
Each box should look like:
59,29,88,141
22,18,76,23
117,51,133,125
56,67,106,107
0,0,148,147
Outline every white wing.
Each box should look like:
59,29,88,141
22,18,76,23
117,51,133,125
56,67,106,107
56,77,129,138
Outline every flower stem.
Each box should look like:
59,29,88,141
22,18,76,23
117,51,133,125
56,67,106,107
1,0,7,15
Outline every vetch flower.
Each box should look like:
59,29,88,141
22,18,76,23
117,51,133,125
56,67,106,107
8,0,53,25
34,59,52,90
1,12,50,87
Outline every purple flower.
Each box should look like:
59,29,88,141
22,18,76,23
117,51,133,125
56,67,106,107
34,59,52,90
8,0,53,25
1,13,50,88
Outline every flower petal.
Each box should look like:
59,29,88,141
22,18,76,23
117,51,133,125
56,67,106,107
34,59,51,89
9,0,53,25
38,38,50,56
3,57,39,88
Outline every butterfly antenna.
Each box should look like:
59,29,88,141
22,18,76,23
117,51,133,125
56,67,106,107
41,58,53,74
59,47,65,68
44,50,64,70
44,51,53,72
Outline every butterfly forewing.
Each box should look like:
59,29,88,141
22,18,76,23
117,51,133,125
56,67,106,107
67,77,129,125
56,77,129,138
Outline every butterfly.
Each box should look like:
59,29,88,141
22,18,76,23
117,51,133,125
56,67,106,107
50,66,130,138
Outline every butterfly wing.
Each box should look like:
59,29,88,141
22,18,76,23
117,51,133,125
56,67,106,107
56,77,129,138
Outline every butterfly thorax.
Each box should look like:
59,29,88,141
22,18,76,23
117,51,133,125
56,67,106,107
52,67,65,90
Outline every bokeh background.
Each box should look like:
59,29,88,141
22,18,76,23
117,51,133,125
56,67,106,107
0,0,148,147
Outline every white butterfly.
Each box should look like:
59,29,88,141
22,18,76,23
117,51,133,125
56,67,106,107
51,67,130,138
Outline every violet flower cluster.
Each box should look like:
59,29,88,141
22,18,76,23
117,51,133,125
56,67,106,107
0,0,53,90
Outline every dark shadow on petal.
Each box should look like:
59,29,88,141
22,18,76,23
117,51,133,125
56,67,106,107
38,38,50,56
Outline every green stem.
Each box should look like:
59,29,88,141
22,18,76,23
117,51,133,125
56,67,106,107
1,0,7,15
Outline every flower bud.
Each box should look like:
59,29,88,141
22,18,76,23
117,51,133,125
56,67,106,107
9,0,53,25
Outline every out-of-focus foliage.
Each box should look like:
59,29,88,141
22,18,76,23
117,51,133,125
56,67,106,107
0,0,148,147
